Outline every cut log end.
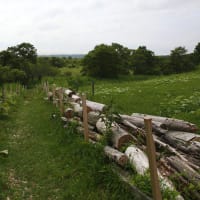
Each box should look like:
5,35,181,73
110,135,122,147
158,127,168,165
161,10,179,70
116,135,134,149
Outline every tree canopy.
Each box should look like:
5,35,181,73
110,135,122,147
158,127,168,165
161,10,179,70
170,46,195,73
82,44,122,78
0,42,58,85
130,46,156,75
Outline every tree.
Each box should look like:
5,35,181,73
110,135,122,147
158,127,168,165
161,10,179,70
0,50,12,66
0,66,11,85
111,43,131,74
130,46,156,75
194,42,200,64
82,44,121,78
0,43,38,84
33,57,58,81
7,42,37,65
170,47,195,73
50,57,65,68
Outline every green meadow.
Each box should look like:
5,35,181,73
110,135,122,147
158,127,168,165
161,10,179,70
50,66,200,128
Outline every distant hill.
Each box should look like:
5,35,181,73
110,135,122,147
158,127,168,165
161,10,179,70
39,54,85,58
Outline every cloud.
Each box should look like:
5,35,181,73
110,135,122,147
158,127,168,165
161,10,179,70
0,0,200,54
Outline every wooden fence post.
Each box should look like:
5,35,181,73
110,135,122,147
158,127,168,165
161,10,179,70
144,118,162,200
82,93,89,141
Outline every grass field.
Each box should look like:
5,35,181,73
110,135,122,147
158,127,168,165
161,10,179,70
49,66,200,129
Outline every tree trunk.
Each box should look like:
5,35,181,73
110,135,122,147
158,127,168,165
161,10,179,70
125,145,149,175
96,118,135,149
167,156,200,185
64,108,74,119
104,146,128,166
88,111,101,126
85,100,105,112
120,115,167,136
64,89,75,97
132,113,198,133
162,131,200,159
70,102,83,117
71,94,81,102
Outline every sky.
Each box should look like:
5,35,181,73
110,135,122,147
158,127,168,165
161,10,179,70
0,0,200,55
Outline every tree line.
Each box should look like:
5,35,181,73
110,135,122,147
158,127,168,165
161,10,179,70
82,42,200,78
0,43,83,87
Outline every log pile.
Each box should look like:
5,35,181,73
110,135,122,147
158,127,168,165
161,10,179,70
46,86,200,200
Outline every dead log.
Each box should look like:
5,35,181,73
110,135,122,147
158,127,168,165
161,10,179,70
125,146,183,199
167,156,200,185
64,108,74,119
89,131,102,141
71,94,81,102
132,113,198,133
125,145,149,175
121,115,200,159
64,89,75,97
104,146,128,167
85,100,105,112
162,131,200,159
121,119,145,136
70,102,82,117
88,111,101,126
96,118,135,149
121,119,182,158
77,127,102,141
152,135,187,161
120,115,167,136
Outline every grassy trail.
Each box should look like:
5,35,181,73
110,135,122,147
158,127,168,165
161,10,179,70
0,90,136,200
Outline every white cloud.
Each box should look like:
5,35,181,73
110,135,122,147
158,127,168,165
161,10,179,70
0,0,200,54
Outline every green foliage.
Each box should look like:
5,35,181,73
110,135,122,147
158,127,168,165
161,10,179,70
50,57,65,68
82,44,122,78
100,99,121,145
0,42,38,84
131,46,156,75
111,43,131,74
170,46,195,73
67,75,84,91
170,172,200,200
0,93,16,118
35,57,59,80
131,171,179,199
160,91,200,117
194,42,200,64
131,172,152,197
7,42,37,64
